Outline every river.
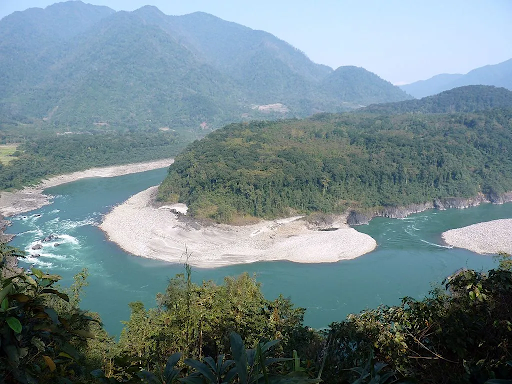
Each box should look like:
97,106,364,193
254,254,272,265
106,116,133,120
6,168,511,336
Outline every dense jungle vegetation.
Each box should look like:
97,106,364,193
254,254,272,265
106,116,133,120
157,108,512,223
1,245,511,383
0,131,187,190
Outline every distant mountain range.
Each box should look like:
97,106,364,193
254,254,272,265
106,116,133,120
362,85,512,114
0,1,411,133
400,59,512,98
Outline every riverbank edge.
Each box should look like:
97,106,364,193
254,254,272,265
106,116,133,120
0,158,174,242
441,219,512,255
99,186,378,268
346,192,512,225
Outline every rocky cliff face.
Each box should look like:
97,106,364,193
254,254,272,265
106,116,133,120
346,192,512,225
0,215,14,243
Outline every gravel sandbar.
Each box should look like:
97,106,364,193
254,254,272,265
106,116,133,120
99,186,377,268
0,159,174,217
442,219,512,254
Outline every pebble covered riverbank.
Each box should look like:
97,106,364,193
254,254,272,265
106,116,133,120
99,186,378,267
0,159,174,217
442,219,512,254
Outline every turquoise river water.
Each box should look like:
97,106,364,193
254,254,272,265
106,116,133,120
6,167,512,336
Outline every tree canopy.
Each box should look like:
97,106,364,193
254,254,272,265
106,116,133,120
158,109,512,223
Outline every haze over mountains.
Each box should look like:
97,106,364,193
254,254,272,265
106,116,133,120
362,85,512,114
400,59,512,99
0,1,411,133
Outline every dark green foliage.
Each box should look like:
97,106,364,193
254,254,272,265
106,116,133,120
117,269,313,374
0,131,185,190
2,242,511,384
0,3,411,133
157,109,512,222
362,86,512,114
0,246,99,383
323,260,512,383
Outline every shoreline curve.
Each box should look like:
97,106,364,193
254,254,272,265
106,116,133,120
0,158,174,217
99,186,378,268
442,219,512,255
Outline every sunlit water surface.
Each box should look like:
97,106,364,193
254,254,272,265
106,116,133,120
6,168,512,336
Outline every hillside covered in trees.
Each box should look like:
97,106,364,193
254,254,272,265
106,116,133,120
0,131,185,190
1,243,511,383
0,1,411,135
157,106,512,222
362,85,512,114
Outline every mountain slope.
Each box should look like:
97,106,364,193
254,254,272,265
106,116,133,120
0,1,115,120
362,85,512,114
157,108,512,222
0,1,412,133
400,59,512,98
322,66,413,107
40,11,244,129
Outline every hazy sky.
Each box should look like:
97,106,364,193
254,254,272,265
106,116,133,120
1,0,511,84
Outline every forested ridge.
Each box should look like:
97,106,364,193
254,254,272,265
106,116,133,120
158,108,512,222
0,131,186,190
362,85,512,114
0,2,411,133
1,244,511,383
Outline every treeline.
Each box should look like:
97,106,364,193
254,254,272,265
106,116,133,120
0,131,187,190
157,108,512,222
362,85,512,114
1,245,511,383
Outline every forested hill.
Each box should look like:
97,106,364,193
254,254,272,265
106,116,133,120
157,108,512,222
0,1,411,134
400,58,512,98
361,86,512,114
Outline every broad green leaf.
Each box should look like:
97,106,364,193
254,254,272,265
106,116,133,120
260,339,280,354
0,283,13,304
26,276,38,287
4,344,19,366
138,370,160,384
1,297,8,311
230,332,248,384
31,268,43,279
184,359,217,383
60,343,80,361
41,289,70,302
42,273,61,281
203,356,217,373
71,329,96,339
179,376,205,384
164,352,183,381
7,316,22,333
44,308,60,324
10,293,31,303
221,359,236,375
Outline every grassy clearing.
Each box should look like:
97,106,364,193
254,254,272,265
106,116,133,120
0,144,19,164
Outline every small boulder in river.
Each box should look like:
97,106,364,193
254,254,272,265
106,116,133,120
32,243,43,250
42,234,59,242
54,243,60,247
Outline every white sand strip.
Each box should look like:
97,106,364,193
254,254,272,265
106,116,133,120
442,219,512,254
99,186,377,268
0,159,174,217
